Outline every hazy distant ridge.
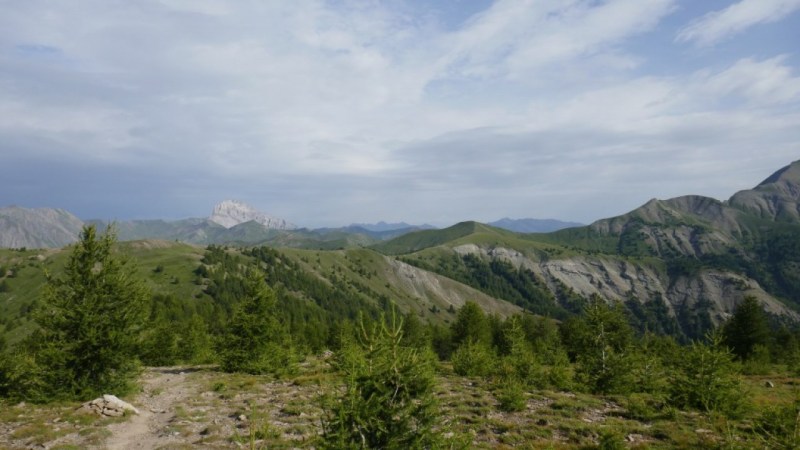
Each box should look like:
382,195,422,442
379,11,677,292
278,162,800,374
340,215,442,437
0,206,83,248
488,217,583,233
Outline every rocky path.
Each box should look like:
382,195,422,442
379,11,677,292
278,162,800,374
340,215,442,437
103,368,196,449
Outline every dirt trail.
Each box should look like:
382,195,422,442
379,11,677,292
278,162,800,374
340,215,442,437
102,368,196,450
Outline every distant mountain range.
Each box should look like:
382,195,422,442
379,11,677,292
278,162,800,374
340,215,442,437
0,200,581,250
488,218,583,233
3,160,800,340
347,221,436,232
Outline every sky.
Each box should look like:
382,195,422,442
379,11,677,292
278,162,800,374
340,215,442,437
1,0,799,228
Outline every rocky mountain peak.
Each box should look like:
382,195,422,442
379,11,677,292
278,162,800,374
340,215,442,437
729,160,800,222
209,200,295,230
756,159,800,187
0,206,84,248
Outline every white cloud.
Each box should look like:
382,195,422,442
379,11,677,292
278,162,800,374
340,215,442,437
677,0,800,46
440,0,676,80
694,56,800,105
0,1,798,225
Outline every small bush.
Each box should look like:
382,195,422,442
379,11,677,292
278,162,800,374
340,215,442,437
496,379,526,412
623,393,668,421
741,344,771,375
319,313,441,449
451,341,496,377
754,398,800,449
597,430,626,450
669,332,746,417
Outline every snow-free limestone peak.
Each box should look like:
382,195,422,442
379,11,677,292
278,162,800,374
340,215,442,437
209,200,296,230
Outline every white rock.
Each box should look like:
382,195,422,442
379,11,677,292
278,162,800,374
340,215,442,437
209,200,295,230
103,394,140,415
79,394,140,416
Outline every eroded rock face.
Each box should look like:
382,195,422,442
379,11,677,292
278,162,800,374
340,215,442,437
0,206,84,248
79,394,140,417
386,257,521,318
452,244,799,325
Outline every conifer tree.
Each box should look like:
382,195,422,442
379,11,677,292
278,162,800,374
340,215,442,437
571,295,634,394
320,312,440,449
218,266,294,375
450,301,492,347
670,331,744,415
22,225,148,400
722,296,771,361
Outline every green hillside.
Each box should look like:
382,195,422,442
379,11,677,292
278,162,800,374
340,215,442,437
0,239,523,350
372,221,518,255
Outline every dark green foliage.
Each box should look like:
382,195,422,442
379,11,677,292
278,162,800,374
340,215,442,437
246,246,384,352
8,225,148,401
675,297,715,342
597,430,626,450
429,323,454,360
567,296,635,394
402,253,568,318
752,225,800,305
742,344,772,375
0,279,9,293
451,341,496,377
629,332,675,396
217,267,295,375
670,331,745,416
531,226,619,254
327,320,357,352
722,296,771,361
320,313,440,449
624,294,681,337
400,312,430,350
139,313,214,365
0,351,45,400
617,220,654,256
139,320,180,366
495,378,526,412
513,314,568,366
496,316,544,388
450,301,492,348
552,280,587,315
771,326,800,368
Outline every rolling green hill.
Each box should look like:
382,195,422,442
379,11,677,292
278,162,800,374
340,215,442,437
0,239,520,349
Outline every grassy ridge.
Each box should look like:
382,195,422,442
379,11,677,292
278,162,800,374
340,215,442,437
0,240,523,347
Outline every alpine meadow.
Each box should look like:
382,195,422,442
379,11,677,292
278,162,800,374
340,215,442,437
3,0,800,448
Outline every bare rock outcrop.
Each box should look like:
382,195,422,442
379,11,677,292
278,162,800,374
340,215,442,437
453,244,799,325
0,206,84,248
79,394,140,417
209,200,295,230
